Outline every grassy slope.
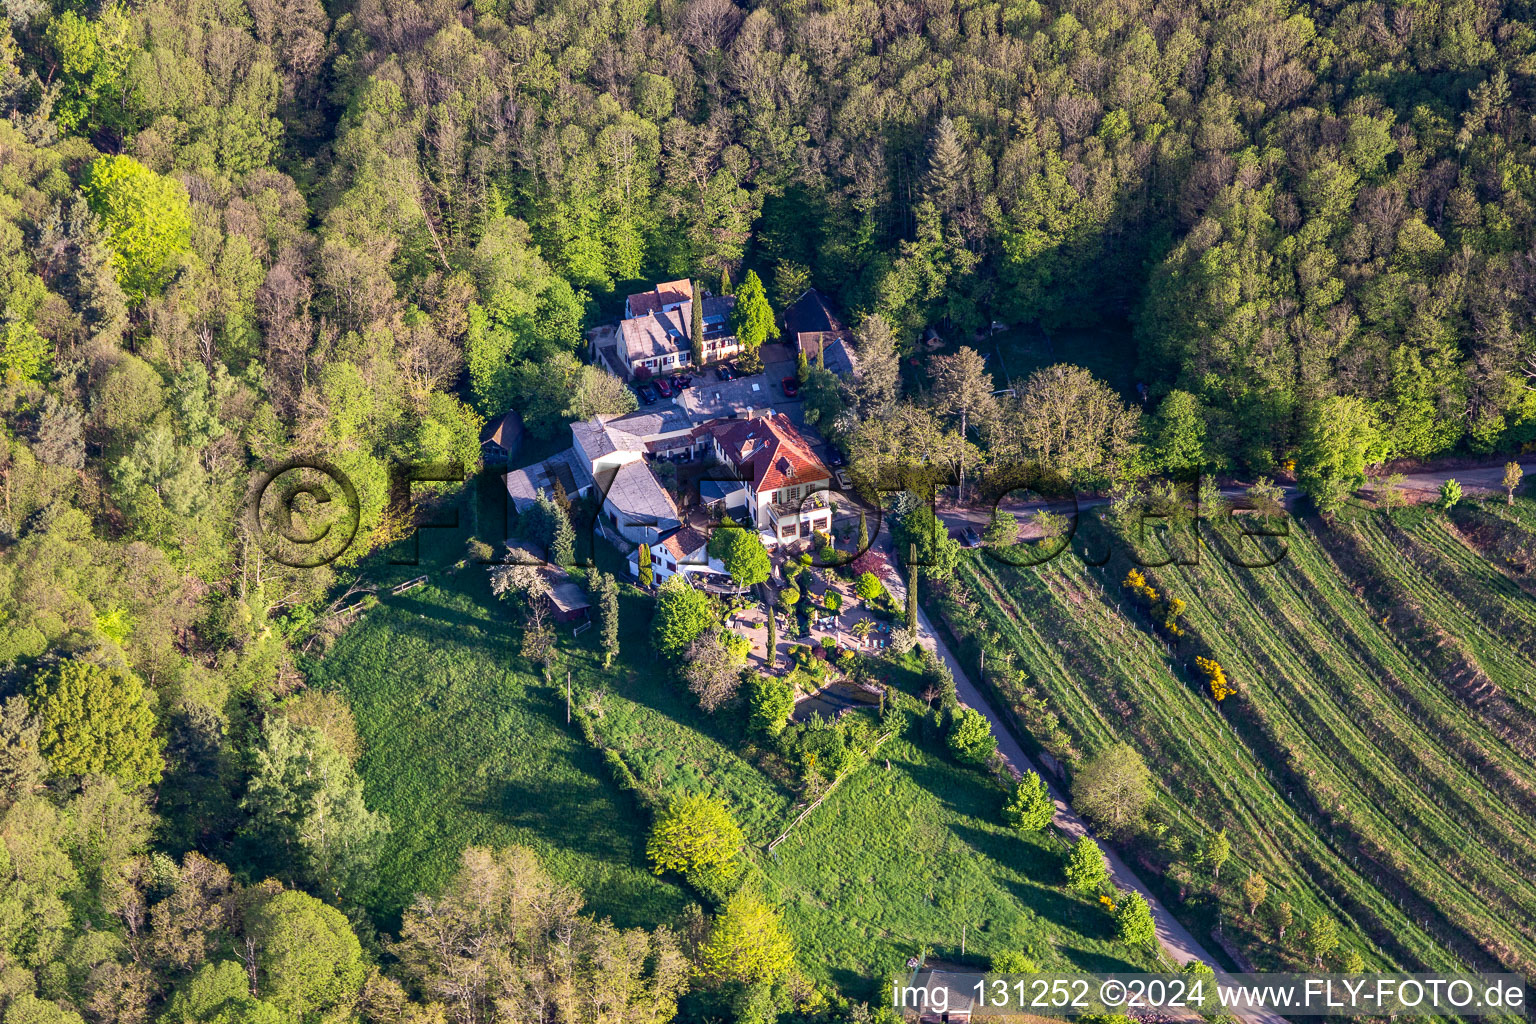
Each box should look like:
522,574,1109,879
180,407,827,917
302,552,689,927
581,632,1147,994
306,518,1153,992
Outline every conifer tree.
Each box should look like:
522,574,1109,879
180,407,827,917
906,552,918,629
595,571,620,667
925,115,967,211
766,609,777,670
637,543,652,587
690,280,705,367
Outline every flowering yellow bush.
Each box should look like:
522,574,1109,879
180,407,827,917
1123,568,1158,603
1196,656,1235,702
1124,569,1185,637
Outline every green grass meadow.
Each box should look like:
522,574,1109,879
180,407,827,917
301,529,689,927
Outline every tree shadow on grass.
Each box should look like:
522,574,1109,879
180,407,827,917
897,748,1008,820
948,822,1066,888
1053,942,1143,974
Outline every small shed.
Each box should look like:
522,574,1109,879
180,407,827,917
480,411,524,461
545,577,592,624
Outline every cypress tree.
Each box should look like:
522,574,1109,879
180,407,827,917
766,610,777,670
638,542,653,587
690,280,705,367
720,266,732,295
596,571,620,667
857,510,869,552
906,550,918,629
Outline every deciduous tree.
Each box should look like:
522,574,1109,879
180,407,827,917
80,156,192,303
707,518,771,587
1071,742,1152,836
1243,872,1269,915
240,720,386,901
1298,396,1379,514
746,674,793,736
682,628,749,712
646,794,742,885
946,708,995,766
29,660,164,789
1114,890,1155,949
1064,836,1108,894
697,891,796,985
1001,365,1140,486
1003,771,1054,832
1504,462,1524,504
245,890,367,1020
651,577,716,658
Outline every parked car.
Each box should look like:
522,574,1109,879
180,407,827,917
636,383,658,404
655,377,674,398
717,364,736,381
781,376,799,397
961,527,981,547
826,447,846,467
670,373,692,390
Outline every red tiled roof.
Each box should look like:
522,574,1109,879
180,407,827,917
661,521,710,561
626,279,692,317
702,413,830,494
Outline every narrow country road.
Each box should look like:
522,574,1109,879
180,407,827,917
929,459,1536,533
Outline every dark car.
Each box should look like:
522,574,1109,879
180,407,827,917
671,373,692,390
718,364,736,381
826,448,846,467
655,377,674,398
636,383,658,404
781,376,799,397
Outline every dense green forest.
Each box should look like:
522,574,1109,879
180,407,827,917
1,0,1535,1018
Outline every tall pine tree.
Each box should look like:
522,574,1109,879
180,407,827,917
637,542,653,587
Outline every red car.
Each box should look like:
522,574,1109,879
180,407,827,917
782,376,799,397
655,377,674,398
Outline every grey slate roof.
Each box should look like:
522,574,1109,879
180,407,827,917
505,448,585,510
700,479,748,503
608,406,693,440
784,288,843,337
603,459,679,524
572,417,647,462
618,296,736,363
680,376,774,421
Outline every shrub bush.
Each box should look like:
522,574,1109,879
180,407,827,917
1195,656,1235,702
